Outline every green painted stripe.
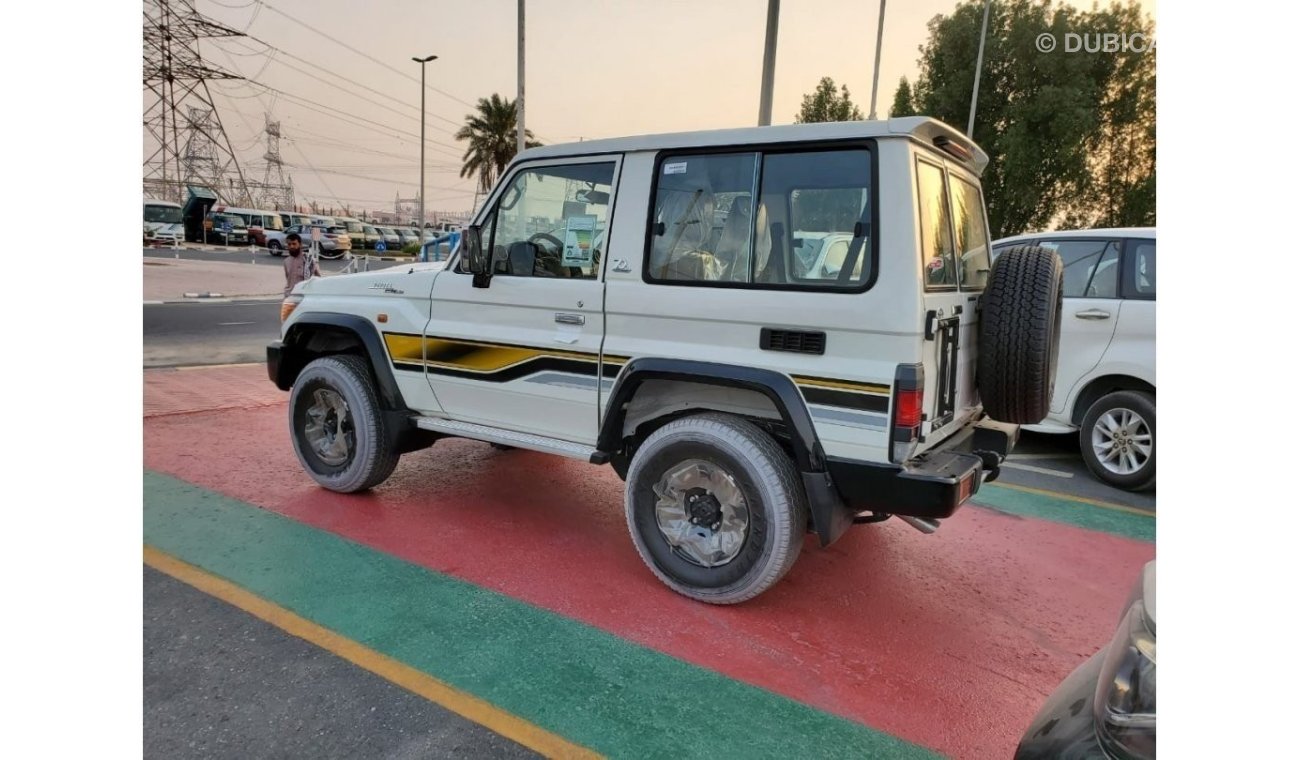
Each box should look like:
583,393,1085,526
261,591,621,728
143,471,940,760
973,484,1155,543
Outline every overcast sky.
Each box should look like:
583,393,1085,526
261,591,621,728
182,0,1154,218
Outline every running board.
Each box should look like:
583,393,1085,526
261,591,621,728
414,417,601,462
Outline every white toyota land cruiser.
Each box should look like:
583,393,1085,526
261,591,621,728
268,117,1064,604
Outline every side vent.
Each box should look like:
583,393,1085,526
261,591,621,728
760,328,826,355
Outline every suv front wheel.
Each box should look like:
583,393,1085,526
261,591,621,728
624,413,808,604
289,355,400,492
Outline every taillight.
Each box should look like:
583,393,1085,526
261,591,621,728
890,364,925,464
895,389,923,428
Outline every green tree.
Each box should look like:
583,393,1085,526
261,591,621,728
911,0,1155,236
455,94,542,195
890,77,917,117
795,77,864,123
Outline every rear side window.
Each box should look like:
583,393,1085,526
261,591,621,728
916,160,956,289
949,176,991,290
646,147,874,290
1128,239,1156,298
1039,239,1121,298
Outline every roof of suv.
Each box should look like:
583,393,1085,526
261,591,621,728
994,227,1157,245
518,116,988,172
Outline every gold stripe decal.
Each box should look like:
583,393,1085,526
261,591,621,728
384,333,883,396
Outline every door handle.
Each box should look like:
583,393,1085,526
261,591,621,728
1074,309,1112,320
554,313,585,326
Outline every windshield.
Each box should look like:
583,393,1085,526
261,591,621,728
145,204,182,224
212,214,245,228
263,215,284,231
342,221,364,233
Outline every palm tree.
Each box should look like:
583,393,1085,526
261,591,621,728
455,94,542,195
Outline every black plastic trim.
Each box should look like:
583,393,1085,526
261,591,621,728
274,313,407,411
599,358,825,472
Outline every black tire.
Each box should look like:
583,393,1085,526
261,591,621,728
624,413,808,605
1079,390,1156,492
978,245,1064,424
268,240,283,256
289,355,400,493
318,247,344,260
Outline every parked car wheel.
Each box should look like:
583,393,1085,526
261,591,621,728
624,412,807,605
978,244,1064,424
1079,390,1156,491
289,355,400,493
267,239,283,256
318,247,344,260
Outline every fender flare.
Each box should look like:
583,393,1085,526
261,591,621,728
275,312,407,411
597,358,855,546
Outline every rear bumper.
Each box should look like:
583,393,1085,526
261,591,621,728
825,418,1018,521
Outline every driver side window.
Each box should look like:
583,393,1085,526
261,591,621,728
485,162,616,279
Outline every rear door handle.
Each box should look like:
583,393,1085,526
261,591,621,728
554,313,585,325
1074,309,1112,320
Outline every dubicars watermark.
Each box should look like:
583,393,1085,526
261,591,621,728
1036,32,1155,54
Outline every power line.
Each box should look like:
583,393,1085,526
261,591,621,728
222,39,465,151
221,35,466,133
236,77,465,161
256,1,478,109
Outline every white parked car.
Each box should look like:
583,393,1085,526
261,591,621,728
992,228,1156,491
269,117,1062,604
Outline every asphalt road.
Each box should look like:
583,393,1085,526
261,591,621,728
144,300,280,368
144,567,538,760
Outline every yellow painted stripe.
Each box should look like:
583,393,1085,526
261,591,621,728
792,376,891,395
987,482,1157,517
143,545,603,760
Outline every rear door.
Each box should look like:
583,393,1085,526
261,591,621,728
914,157,988,443
1036,237,1124,414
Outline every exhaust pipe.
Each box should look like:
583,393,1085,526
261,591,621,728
898,515,939,534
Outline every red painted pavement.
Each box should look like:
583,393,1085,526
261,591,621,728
144,366,1155,759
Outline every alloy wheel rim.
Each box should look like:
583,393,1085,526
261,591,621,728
1091,407,1152,476
303,387,354,466
652,459,750,568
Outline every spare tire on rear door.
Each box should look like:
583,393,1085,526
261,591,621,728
977,244,1064,424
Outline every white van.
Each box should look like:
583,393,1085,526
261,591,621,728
143,198,184,245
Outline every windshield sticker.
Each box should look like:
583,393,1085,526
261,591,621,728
663,162,688,175
562,215,597,267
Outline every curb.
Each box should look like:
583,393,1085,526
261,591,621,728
145,295,283,305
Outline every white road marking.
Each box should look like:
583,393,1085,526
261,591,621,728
217,321,256,326
1001,461,1075,478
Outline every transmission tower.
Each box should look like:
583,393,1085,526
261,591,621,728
256,115,295,210
143,0,252,204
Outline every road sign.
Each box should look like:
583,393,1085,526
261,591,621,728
375,240,387,253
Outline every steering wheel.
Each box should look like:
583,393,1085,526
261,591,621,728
528,232,563,254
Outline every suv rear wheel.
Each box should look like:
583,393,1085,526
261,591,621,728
624,413,808,604
289,355,400,492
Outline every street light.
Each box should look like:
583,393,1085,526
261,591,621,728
412,54,438,237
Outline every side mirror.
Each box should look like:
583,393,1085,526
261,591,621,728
465,225,491,288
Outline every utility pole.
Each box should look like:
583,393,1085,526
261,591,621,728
517,0,526,154
869,0,887,120
757,0,780,126
968,0,992,137
412,54,437,234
